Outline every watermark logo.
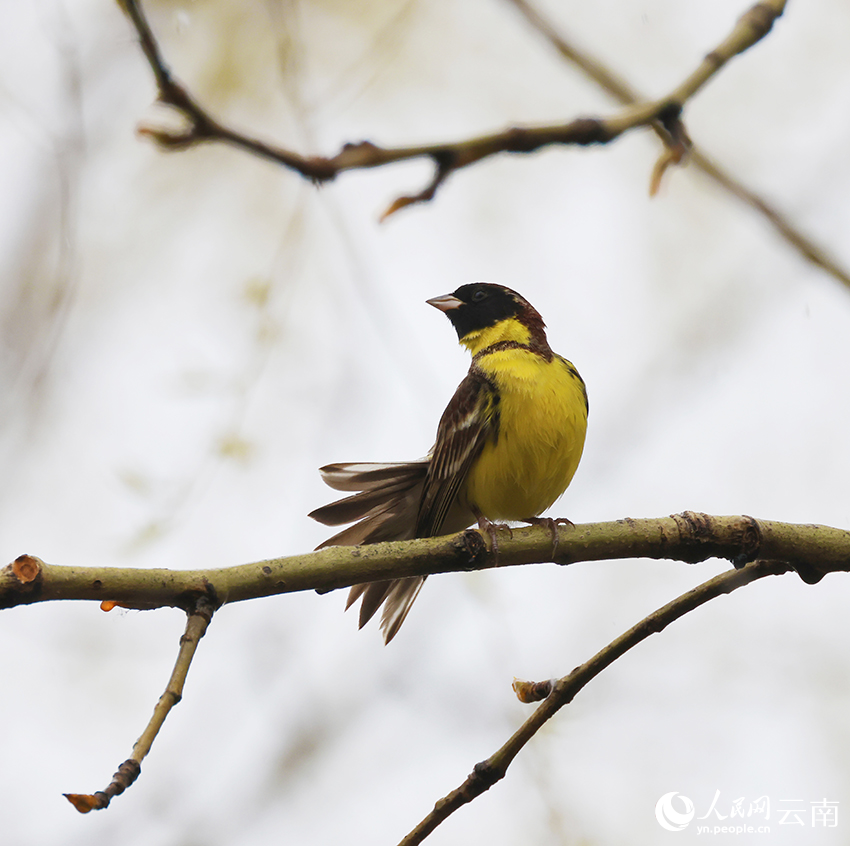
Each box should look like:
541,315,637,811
656,792,696,831
654,790,839,834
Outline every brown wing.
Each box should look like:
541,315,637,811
308,368,498,644
415,367,499,537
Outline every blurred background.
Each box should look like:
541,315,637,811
2,0,850,844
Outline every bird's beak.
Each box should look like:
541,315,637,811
426,293,462,312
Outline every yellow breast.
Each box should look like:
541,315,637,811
463,348,587,520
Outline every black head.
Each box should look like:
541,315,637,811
427,283,544,341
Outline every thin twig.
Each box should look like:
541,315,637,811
397,559,791,846
118,0,788,218
505,0,850,290
63,596,215,812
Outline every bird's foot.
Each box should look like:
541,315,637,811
522,517,574,558
477,515,512,557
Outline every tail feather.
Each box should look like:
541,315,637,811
308,476,425,528
346,577,425,644
380,578,425,643
310,461,430,642
315,507,415,547
318,461,428,492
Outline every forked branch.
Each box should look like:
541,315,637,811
4,513,850,814
505,0,850,290
118,0,784,216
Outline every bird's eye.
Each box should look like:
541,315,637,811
472,290,487,302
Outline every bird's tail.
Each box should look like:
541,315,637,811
309,461,429,643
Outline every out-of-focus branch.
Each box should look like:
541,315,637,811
3,514,848,612
506,0,850,290
118,0,784,218
397,558,791,846
64,596,214,812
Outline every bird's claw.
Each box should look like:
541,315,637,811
523,516,574,557
477,516,512,557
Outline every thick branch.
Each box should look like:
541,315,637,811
3,513,849,612
118,0,786,215
9,512,847,822
398,558,792,846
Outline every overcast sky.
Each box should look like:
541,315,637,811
2,1,850,844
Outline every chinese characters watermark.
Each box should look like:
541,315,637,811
655,790,839,834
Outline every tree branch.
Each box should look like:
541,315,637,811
3,513,847,612
63,595,214,812
118,0,786,217
505,0,850,291
7,512,847,816
397,558,792,846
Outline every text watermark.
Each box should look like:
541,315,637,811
655,790,838,834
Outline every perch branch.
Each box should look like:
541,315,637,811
119,0,785,216
506,0,850,290
63,595,214,812
3,513,849,612
5,512,848,815
397,558,792,846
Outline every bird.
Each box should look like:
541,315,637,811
309,282,588,643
